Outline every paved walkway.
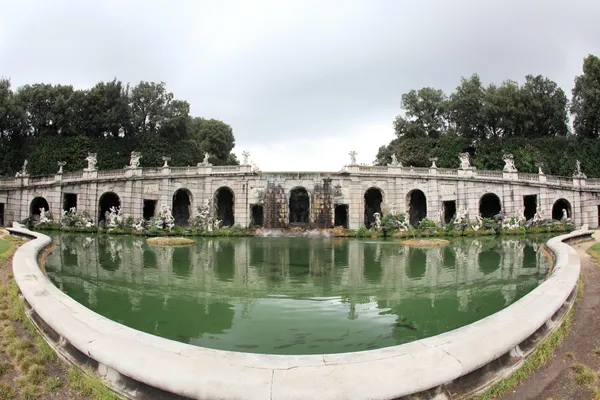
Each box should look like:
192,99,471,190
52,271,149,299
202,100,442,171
503,232,600,400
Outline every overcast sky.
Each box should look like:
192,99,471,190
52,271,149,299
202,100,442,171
1,0,599,171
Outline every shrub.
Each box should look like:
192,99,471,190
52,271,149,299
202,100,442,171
356,226,370,238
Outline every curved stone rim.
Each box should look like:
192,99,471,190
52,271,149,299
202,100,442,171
10,226,587,399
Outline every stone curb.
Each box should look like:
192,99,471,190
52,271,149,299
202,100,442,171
9,225,589,399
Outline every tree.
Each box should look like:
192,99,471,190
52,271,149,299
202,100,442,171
82,80,131,138
571,54,600,138
129,81,190,137
0,78,239,175
448,74,486,140
0,79,26,140
377,60,600,177
521,74,569,137
189,118,235,165
481,80,524,137
394,88,449,138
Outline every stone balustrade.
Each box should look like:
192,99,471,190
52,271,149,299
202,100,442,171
0,164,595,189
1,161,599,230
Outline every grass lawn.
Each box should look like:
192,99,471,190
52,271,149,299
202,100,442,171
588,243,600,263
0,240,9,256
0,235,119,399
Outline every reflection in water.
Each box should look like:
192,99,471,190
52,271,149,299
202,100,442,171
45,234,551,355
478,250,501,275
407,248,427,279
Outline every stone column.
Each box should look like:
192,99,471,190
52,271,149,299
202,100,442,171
348,177,362,230
235,176,250,228
83,171,99,223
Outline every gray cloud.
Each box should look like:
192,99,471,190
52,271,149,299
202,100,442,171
1,0,599,170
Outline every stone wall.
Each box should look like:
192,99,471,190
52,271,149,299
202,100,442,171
311,178,333,228
264,185,287,229
1,165,600,229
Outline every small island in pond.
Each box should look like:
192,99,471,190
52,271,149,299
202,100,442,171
146,237,195,247
401,238,450,247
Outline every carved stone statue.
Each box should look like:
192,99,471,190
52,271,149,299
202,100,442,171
129,151,142,169
349,151,358,166
454,206,468,227
57,161,66,174
437,205,445,226
242,151,250,165
389,203,396,215
536,162,544,175
562,208,569,221
517,210,526,225
84,153,97,172
502,154,517,173
388,154,401,167
199,152,212,167
458,153,471,170
373,212,382,230
471,215,483,231
251,161,261,173
573,160,586,178
533,204,544,223
162,156,171,168
15,159,28,177
430,157,438,169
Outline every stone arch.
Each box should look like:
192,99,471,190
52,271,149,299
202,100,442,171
552,198,572,221
334,204,349,228
479,193,502,219
29,197,50,220
98,192,121,224
172,188,192,226
364,187,383,228
289,187,310,224
406,189,427,227
214,187,235,227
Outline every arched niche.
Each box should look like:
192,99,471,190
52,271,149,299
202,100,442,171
215,187,235,227
98,192,121,224
289,187,310,224
406,189,427,227
479,193,502,219
29,197,50,220
172,188,192,226
552,198,572,221
364,187,383,228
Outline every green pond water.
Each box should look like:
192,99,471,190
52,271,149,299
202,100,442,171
44,234,550,355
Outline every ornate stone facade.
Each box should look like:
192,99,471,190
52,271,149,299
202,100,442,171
1,154,600,229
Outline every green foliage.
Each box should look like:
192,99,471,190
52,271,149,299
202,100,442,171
377,56,600,176
381,212,407,234
0,79,238,176
377,136,600,177
417,218,437,229
571,54,600,138
588,243,600,263
0,240,9,256
355,226,371,238
44,376,63,392
189,118,237,165
60,208,93,228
